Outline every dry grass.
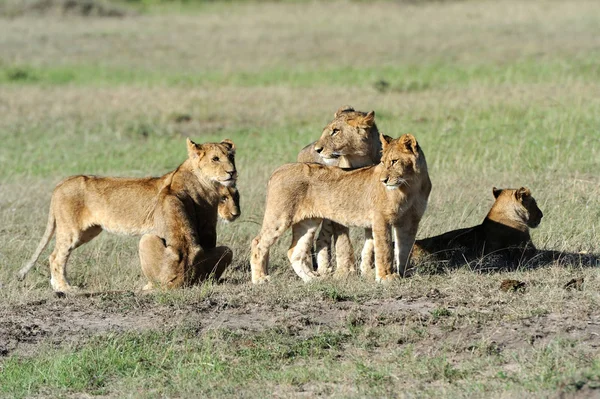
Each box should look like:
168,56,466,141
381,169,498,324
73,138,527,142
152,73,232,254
0,0,599,397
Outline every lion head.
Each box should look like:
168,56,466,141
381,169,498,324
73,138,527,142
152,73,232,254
313,106,379,165
492,187,543,228
186,138,237,187
378,133,425,190
217,184,241,222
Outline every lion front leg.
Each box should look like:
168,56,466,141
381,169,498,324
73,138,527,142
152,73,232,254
393,222,419,277
373,219,397,283
190,246,233,284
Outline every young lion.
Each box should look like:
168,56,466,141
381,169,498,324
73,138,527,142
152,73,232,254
297,106,383,275
138,184,240,290
411,187,543,268
217,185,241,223
251,133,431,284
17,138,237,293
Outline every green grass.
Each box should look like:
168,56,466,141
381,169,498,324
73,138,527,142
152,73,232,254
2,58,600,88
2,327,599,398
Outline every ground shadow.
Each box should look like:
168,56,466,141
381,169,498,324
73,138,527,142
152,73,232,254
411,247,600,276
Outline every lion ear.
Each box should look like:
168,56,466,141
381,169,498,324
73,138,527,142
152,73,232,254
361,111,375,127
220,139,236,154
515,187,531,201
380,133,392,151
400,134,418,155
187,138,202,159
492,187,502,198
334,105,354,118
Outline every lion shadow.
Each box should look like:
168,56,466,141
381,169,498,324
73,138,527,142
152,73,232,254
409,243,599,276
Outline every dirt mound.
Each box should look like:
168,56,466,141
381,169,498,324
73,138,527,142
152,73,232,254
0,0,130,18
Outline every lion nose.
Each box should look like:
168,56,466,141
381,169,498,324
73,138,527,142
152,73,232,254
380,176,389,184
315,145,323,154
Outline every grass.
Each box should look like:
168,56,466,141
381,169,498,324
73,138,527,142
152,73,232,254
0,0,599,397
2,321,599,397
2,58,600,88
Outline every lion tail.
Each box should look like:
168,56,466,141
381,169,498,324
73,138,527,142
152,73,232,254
17,208,56,281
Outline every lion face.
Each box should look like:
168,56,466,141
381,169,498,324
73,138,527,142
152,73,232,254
378,134,421,190
187,138,237,187
217,185,241,222
492,187,543,228
313,107,376,165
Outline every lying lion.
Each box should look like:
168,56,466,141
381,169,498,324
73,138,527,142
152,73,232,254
251,133,431,284
411,187,543,269
18,138,238,293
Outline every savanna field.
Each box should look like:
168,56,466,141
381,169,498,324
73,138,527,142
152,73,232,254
0,0,599,397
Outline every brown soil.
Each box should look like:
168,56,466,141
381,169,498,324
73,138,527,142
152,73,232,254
2,290,599,360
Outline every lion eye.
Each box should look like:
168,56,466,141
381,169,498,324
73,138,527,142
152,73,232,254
221,196,228,201
212,156,220,162
391,159,398,165
331,128,339,137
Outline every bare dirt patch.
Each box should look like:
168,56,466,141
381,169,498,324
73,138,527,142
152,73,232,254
2,288,599,362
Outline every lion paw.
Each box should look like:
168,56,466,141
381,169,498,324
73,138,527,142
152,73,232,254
376,274,400,284
253,275,271,284
316,266,334,275
333,268,357,280
53,285,81,296
142,282,155,291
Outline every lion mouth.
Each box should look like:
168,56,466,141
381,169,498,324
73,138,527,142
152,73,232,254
220,178,236,187
320,152,342,165
383,178,407,190
529,219,542,228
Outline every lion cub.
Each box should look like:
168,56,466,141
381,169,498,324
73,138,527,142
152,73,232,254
297,106,383,275
412,187,543,267
18,138,237,293
251,133,431,284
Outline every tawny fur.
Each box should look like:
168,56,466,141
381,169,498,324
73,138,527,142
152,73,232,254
412,187,543,267
296,106,387,276
18,138,238,293
252,133,431,284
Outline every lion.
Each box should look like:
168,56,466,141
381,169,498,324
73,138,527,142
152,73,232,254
251,133,431,284
138,183,240,290
411,187,543,269
217,185,241,223
297,106,384,275
17,138,238,293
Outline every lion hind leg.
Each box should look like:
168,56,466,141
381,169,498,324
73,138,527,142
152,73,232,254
48,234,76,292
289,220,320,282
332,223,356,277
139,234,182,290
315,219,333,275
251,227,284,284
360,228,375,276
